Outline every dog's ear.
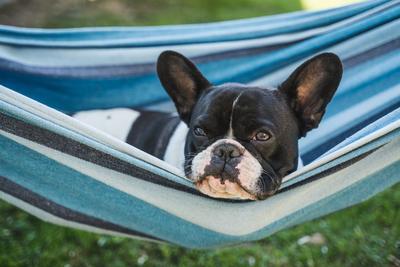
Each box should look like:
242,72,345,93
157,51,212,124
279,53,342,137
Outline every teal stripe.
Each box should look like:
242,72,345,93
289,126,400,188
245,156,400,245
204,5,400,84
0,133,238,248
1,123,398,248
0,100,192,187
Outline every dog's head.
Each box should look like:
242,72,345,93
157,51,342,200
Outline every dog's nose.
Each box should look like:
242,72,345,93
213,144,243,160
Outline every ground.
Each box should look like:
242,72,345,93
0,0,399,266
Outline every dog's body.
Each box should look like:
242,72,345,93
73,108,188,168
74,51,342,200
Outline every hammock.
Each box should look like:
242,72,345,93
0,0,399,248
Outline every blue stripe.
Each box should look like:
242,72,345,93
0,134,238,248
203,6,400,84
302,101,400,163
247,157,400,246
0,100,191,187
1,15,399,113
1,124,398,248
289,109,400,187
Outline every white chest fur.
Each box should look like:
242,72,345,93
163,122,188,170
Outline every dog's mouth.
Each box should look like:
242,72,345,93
195,175,257,200
188,138,281,200
192,169,281,200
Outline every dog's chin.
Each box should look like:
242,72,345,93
195,175,257,200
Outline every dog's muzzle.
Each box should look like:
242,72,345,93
190,139,275,200
203,143,244,182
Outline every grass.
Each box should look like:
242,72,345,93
0,0,302,28
0,0,399,266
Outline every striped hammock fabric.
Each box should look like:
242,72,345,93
0,0,399,248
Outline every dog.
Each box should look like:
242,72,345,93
74,50,342,200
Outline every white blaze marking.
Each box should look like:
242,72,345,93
226,92,244,138
163,122,188,171
297,156,304,169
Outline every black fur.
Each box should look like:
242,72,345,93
157,51,212,124
279,53,343,136
127,110,180,158
156,51,342,199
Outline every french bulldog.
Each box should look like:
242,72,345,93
74,50,342,200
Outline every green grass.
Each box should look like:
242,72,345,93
0,0,399,266
0,0,302,28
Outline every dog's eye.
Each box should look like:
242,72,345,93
254,131,271,141
193,127,206,136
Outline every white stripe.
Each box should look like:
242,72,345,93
1,82,399,188
299,83,400,154
0,85,185,178
226,92,243,138
73,108,140,141
284,117,400,183
163,122,188,173
1,129,398,235
0,191,159,243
